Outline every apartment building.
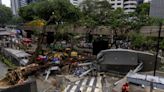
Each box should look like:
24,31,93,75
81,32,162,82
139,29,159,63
11,0,37,15
70,0,143,13
109,0,124,9
124,0,138,13
70,0,83,6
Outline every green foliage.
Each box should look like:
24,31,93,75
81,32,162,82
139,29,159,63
109,8,126,30
136,3,159,26
19,0,156,31
0,5,12,25
8,16,24,25
136,3,150,15
19,3,37,21
160,39,164,49
19,0,81,24
79,0,112,28
130,32,146,48
146,37,155,47
0,54,16,68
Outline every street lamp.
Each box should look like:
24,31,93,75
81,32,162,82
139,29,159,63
150,21,163,92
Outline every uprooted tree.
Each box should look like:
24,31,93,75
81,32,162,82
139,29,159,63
19,0,81,63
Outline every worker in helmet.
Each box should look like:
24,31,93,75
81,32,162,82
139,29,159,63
122,83,129,92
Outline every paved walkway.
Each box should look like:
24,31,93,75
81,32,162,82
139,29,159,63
64,76,103,92
0,61,8,79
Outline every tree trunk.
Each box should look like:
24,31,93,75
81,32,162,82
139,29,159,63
111,29,118,49
29,16,55,64
29,25,47,64
52,23,60,45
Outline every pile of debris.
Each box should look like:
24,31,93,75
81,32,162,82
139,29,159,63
0,46,96,91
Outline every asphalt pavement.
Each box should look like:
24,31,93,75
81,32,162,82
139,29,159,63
0,61,8,79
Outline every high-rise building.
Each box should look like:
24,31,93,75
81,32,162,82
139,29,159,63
109,0,124,9
124,0,138,13
150,0,164,18
144,0,151,3
11,0,19,15
70,0,124,9
0,0,2,5
70,0,141,13
20,0,27,7
70,0,83,6
137,0,144,4
11,0,37,16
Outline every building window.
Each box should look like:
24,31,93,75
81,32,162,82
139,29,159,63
130,8,136,9
117,3,121,5
130,3,137,5
111,3,115,6
111,0,115,1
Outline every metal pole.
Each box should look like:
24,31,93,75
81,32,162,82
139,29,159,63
153,22,162,76
150,22,162,92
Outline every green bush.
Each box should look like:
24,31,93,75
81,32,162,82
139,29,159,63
0,54,16,68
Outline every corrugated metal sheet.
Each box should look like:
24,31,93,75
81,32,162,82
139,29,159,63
127,73,164,89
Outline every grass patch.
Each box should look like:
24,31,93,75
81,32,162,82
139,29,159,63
0,54,16,68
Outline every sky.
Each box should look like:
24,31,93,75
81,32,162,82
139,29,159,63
2,0,11,7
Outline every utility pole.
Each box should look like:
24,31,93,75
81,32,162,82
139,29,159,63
150,21,162,92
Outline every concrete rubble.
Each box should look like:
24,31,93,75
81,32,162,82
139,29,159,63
1,28,164,92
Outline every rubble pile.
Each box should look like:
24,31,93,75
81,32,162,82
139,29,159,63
0,46,96,90
0,29,98,91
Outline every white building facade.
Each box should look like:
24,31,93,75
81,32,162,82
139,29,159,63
20,0,28,7
70,0,142,13
11,0,20,15
70,0,83,6
124,0,138,13
11,0,36,16
109,0,124,9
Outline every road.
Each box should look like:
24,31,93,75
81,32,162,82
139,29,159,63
0,61,8,79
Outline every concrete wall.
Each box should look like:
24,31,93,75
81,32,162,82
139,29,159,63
140,26,164,37
97,49,162,72
137,52,161,71
100,51,138,65
20,25,164,37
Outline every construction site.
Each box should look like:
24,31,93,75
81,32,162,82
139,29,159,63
0,26,164,92
1,0,164,91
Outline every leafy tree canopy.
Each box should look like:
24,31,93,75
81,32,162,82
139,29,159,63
136,3,150,15
19,3,36,21
79,0,112,28
0,5,12,25
19,0,81,25
130,32,146,48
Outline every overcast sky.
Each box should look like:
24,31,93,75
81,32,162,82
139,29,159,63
2,0,10,7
